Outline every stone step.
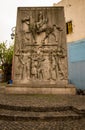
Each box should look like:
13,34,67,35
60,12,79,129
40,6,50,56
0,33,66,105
0,104,75,112
0,108,83,121
0,104,85,121
0,105,84,121
0,104,85,114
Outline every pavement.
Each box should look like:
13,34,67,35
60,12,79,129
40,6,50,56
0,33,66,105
0,84,85,130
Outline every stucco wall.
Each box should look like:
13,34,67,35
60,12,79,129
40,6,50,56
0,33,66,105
54,0,85,43
68,39,85,89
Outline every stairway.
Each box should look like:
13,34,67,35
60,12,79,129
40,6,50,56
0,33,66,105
0,104,84,121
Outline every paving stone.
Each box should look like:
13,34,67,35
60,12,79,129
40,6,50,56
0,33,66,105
0,119,85,130
0,90,85,129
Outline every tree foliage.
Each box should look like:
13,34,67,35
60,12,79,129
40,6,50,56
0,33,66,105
0,42,7,65
0,42,14,81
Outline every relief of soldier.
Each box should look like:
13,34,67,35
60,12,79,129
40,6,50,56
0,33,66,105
21,11,63,46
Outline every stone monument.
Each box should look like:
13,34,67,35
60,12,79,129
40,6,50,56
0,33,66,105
6,7,76,94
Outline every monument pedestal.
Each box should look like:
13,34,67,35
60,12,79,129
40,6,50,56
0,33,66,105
5,82,76,94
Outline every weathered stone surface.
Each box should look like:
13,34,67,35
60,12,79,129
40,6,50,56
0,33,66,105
0,93,85,129
13,7,67,84
5,85,76,94
7,7,76,94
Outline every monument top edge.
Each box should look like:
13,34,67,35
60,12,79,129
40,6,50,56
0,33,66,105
18,6,64,10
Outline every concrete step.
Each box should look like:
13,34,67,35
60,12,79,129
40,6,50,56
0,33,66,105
0,109,82,121
0,105,84,121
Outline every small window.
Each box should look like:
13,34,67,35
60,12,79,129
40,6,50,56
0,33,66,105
66,21,73,34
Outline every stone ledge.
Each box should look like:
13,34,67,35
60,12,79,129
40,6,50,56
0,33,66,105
5,85,76,95
0,113,82,122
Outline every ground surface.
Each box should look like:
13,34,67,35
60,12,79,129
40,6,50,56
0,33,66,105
0,84,85,130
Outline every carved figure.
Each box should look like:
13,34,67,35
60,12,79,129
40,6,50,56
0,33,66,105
36,11,48,33
22,16,30,33
48,51,57,80
31,48,45,80
22,16,35,46
35,11,48,45
49,25,63,44
31,59,38,79
37,49,45,79
15,50,31,80
47,44,66,81
54,46,66,80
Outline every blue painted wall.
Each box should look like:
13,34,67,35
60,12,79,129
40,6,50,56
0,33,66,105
68,39,85,89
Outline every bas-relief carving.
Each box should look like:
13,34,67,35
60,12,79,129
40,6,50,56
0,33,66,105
15,46,67,82
21,11,63,46
14,8,67,83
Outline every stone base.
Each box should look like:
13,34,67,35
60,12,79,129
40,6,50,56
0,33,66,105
5,83,76,95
